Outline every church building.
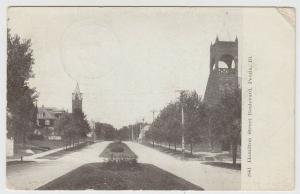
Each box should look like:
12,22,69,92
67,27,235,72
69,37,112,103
72,83,83,113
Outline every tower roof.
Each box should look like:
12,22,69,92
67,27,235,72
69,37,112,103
74,82,81,94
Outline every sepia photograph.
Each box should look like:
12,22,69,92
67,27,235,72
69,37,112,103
5,6,294,191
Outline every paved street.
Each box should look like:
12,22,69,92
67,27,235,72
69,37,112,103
7,141,240,190
6,141,111,190
125,141,241,190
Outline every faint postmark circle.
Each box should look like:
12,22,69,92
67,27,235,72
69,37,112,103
60,19,121,81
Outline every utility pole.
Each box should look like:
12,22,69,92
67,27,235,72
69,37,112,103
175,90,188,156
150,110,157,123
91,120,96,143
139,118,144,143
131,125,134,141
139,120,142,143
128,125,131,141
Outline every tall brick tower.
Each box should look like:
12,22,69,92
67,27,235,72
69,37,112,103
204,36,239,107
72,82,82,113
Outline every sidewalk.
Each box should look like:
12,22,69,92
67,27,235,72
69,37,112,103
7,146,66,163
145,142,241,163
125,141,241,190
7,141,93,162
6,141,110,190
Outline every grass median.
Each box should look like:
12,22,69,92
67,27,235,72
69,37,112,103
38,162,203,190
38,141,203,190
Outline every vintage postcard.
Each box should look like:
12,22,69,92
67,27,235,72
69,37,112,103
5,6,295,191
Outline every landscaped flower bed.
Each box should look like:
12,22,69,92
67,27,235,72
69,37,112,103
100,141,137,162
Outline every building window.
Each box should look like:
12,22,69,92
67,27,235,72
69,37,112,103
45,120,50,126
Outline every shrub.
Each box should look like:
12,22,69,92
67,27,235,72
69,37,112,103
103,158,139,170
28,134,44,141
110,146,124,153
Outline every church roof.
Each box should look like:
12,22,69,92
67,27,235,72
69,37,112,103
74,82,81,94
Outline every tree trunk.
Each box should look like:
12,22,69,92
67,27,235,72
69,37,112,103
190,143,193,155
152,140,154,147
13,134,17,154
22,132,26,148
232,140,238,167
175,143,177,151
210,139,214,152
168,143,170,150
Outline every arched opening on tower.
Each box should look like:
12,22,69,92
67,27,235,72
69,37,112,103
218,61,228,69
219,54,234,69
232,60,236,69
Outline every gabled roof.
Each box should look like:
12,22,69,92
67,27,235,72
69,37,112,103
45,107,65,113
37,107,56,120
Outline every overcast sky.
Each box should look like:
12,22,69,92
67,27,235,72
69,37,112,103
8,7,242,128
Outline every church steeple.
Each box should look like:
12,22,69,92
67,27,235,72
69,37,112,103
74,82,80,95
72,82,82,100
72,82,82,113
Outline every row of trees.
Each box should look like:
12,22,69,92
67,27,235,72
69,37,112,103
117,126,130,141
117,122,148,141
92,122,146,142
94,122,116,140
7,29,38,147
145,89,241,165
55,109,91,149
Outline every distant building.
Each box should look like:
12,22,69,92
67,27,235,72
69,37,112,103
138,125,150,143
87,120,96,142
35,105,66,139
37,106,65,127
72,83,83,113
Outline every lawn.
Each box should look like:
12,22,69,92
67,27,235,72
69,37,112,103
202,162,241,170
99,141,137,160
28,139,65,150
37,141,93,160
7,140,67,160
6,160,34,166
143,142,241,161
37,162,203,190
